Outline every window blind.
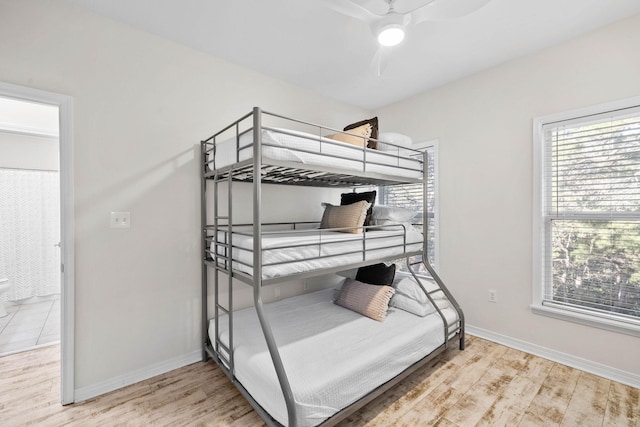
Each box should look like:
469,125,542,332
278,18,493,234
542,106,640,323
379,146,436,267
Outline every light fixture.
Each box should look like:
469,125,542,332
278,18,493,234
377,24,405,46
372,1,409,47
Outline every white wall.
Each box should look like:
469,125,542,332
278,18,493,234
375,13,640,378
0,0,369,392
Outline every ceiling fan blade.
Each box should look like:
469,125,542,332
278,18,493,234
370,46,391,77
322,0,381,23
412,0,490,24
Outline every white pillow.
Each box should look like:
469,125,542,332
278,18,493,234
389,276,435,317
393,274,446,300
378,132,413,151
372,205,417,222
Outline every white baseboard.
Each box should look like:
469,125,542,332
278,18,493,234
74,350,202,403
466,325,640,389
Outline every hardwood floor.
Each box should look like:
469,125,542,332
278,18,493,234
0,336,638,426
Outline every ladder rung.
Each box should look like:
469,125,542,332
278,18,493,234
428,289,442,295
218,352,231,368
448,322,461,331
216,305,229,314
215,216,229,220
216,340,231,357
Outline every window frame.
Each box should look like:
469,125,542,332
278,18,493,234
532,96,640,337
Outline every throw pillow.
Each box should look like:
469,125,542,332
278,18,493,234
326,123,371,148
334,278,394,321
355,263,396,286
341,190,376,227
344,117,379,149
319,201,370,234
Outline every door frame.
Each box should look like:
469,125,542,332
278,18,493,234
0,81,75,404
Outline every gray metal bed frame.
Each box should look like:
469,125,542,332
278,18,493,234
200,107,465,426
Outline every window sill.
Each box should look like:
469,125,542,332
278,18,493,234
531,303,640,338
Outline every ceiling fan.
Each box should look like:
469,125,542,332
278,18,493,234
324,0,491,74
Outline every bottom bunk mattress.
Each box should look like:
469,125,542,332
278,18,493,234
208,287,458,426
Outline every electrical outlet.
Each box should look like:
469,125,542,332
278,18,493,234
489,289,497,303
110,211,131,228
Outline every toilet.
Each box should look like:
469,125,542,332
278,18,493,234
0,278,9,317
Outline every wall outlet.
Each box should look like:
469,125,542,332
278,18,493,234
489,289,497,303
110,211,131,228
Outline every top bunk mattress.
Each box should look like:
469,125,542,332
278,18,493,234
209,287,458,426
209,127,423,180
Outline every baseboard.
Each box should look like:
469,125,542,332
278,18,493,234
74,350,202,403
466,325,640,389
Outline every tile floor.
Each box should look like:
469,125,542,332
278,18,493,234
0,295,60,355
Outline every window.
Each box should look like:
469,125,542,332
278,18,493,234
379,141,438,271
533,98,640,335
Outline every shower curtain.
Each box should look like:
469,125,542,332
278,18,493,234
0,168,60,301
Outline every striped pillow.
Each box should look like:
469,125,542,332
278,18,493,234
320,200,370,234
335,278,395,322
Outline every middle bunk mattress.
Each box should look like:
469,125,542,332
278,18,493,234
209,225,424,279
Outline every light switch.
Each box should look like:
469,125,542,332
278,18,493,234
110,211,131,228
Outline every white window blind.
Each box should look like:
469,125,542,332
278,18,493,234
379,143,437,268
541,105,640,326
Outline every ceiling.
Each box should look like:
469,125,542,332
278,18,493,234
65,0,640,110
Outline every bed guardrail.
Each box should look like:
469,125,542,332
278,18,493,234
204,222,420,286
201,108,425,187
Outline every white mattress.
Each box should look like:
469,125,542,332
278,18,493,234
210,127,423,180
212,227,423,279
209,288,457,426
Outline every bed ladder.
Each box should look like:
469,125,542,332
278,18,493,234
212,171,235,376
408,258,465,350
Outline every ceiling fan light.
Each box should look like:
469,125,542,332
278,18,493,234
377,25,405,46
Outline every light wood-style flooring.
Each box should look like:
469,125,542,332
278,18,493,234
0,336,638,426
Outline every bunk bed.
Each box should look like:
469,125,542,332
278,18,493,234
200,108,465,426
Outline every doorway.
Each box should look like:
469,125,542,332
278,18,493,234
0,82,74,404
0,96,60,353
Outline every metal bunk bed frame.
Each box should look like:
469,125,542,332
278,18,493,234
200,107,465,427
